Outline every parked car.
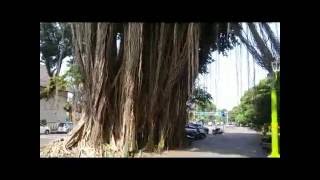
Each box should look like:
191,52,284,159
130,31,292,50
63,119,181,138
212,127,223,135
57,122,73,133
186,123,206,139
190,123,209,134
40,123,50,135
199,125,209,134
185,126,200,140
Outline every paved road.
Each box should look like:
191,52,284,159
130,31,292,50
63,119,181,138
40,134,67,148
155,126,267,158
40,126,267,158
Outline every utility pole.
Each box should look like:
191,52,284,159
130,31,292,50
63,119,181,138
269,59,280,158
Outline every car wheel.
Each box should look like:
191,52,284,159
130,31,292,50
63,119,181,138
45,130,49,135
197,134,202,140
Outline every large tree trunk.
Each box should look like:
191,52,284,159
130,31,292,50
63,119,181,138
44,23,200,157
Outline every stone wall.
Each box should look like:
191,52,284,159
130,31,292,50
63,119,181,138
40,91,68,129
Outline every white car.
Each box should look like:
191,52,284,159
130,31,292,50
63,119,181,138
57,122,73,133
40,124,50,135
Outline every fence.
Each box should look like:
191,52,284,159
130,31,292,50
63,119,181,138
47,122,59,131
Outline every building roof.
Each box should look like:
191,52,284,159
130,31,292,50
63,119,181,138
40,64,50,87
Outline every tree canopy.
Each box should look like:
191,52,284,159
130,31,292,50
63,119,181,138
40,22,73,77
198,23,239,74
190,87,213,107
229,75,280,130
188,87,216,122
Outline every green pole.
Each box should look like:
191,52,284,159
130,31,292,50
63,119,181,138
268,72,280,158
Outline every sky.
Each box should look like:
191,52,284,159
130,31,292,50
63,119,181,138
60,23,280,110
197,23,280,111
197,47,269,111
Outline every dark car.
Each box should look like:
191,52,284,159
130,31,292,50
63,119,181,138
212,127,223,135
185,126,199,140
197,124,209,134
186,123,206,139
190,123,209,134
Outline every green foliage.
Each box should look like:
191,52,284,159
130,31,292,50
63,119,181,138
195,101,216,123
215,115,223,122
229,75,280,130
198,23,240,74
64,102,72,112
228,106,238,123
191,87,213,105
54,75,68,90
40,22,73,77
40,75,68,100
64,64,83,88
197,101,216,112
189,87,216,123
192,87,215,113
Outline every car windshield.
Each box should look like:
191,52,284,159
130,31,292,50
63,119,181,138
58,123,65,127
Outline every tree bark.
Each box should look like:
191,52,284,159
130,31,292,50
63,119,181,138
46,23,201,157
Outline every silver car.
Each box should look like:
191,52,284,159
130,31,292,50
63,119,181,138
40,124,50,135
57,122,73,133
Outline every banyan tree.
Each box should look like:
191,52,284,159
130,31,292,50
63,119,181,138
41,23,238,157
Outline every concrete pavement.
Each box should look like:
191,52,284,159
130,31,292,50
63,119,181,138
40,133,67,148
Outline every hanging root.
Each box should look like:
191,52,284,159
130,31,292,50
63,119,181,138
41,114,91,157
63,114,86,150
40,114,129,157
41,23,206,158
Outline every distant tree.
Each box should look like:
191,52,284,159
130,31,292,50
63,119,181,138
227,23,280,128
40,22,73,100
64,64,84,122
191,87,215,109
229,76,279,130
40,23,73,77
188,87,216,122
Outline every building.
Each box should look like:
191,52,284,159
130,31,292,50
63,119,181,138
40,65,69,130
